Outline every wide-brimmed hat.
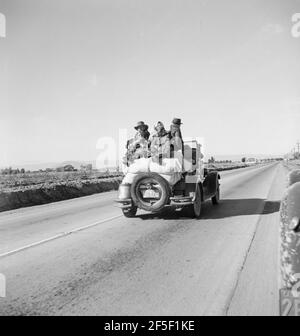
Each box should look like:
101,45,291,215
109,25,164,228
172,118,182,125
134,121,148,130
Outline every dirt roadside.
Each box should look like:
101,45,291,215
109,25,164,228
0,177,122,212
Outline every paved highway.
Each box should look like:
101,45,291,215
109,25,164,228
0,163,288,315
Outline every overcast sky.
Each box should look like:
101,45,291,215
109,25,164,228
0,0,300,167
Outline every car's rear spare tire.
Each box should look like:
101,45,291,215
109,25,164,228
131,172,170,212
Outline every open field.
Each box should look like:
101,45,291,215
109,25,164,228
205,162,249,171
0,171,123,212
0,170,122,192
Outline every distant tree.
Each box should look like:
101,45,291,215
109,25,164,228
20,168,25,174
63,164,75,172
241,157,246,163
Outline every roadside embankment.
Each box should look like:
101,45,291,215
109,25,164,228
279,168,300,290
0,177,122,212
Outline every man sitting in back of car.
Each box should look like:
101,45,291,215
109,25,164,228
169,118,184,155
123,121,150,165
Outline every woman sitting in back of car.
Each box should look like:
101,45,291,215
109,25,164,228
149,121,172,163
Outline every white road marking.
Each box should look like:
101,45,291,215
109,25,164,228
0,214,122,259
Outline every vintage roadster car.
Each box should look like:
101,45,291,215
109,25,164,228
115,139,220,218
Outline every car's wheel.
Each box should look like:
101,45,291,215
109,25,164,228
130,173,170,212
212,185,220,205
187,185,202,218
122,206,138,218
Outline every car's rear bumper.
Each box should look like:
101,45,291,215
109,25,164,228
115,198,133,209
115,196,195,210
169,196,194,206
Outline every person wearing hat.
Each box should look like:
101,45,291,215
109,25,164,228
123,121,150,165
134,121,150,141
135,121,146,130
170,118,183,139
169,118,184,155
150,121,172,162
133,121,150,148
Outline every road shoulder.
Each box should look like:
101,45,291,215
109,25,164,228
227,164,287,315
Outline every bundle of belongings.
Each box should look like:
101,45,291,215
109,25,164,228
122,119,184,186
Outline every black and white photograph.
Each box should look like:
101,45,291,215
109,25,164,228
0,0,300,319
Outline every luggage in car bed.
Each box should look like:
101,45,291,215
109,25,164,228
124,154,184,174
122,154,184,186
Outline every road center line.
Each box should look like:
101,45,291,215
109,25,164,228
0,214,122,259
